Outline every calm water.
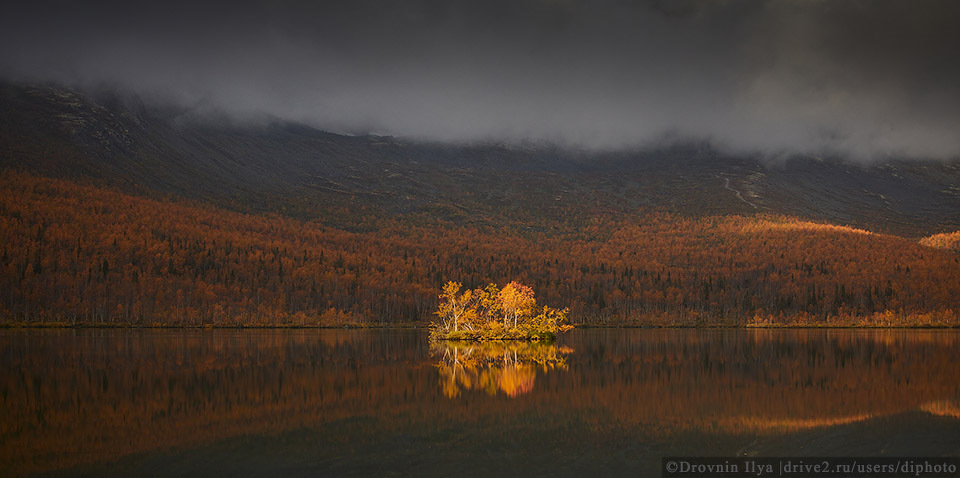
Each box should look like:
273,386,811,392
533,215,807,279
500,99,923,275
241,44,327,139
2,328,959,476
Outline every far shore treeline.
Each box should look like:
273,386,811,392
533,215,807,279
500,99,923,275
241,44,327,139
2,171,960,328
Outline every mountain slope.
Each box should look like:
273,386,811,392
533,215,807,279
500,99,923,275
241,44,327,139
2,82,959,236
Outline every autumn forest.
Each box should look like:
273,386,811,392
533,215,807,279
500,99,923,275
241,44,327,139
2,170,958,327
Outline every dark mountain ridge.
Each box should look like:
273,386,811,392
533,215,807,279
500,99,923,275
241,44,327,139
2,81,959,236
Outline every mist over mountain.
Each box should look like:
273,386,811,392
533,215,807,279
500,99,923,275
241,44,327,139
2,0,959,160
2,82,959,237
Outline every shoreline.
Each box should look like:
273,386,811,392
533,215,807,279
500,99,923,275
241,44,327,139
1,323,958,330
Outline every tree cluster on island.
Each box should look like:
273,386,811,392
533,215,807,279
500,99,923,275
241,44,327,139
430,281,573,340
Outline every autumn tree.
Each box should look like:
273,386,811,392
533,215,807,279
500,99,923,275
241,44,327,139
435,281,478,332
497,281,535,328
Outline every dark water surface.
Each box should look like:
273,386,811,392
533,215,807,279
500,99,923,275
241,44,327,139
2,328,959,476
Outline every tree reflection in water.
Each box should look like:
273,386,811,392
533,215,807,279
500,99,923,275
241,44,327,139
431,341,573,398
4,329,960,476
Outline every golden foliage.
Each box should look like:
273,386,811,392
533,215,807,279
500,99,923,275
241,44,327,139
919,231,960,253
430,281,571,340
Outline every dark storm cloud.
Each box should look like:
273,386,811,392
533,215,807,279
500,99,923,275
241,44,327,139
1,0,959,159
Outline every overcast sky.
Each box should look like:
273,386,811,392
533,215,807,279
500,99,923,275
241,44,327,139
2,0,959,160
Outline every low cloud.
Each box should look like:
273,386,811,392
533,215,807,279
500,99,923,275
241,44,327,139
2,0,958,160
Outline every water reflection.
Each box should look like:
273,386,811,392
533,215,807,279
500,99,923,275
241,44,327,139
431,341,572,398
1,328,958,476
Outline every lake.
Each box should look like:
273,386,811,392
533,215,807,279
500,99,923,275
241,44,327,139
2,328,959,476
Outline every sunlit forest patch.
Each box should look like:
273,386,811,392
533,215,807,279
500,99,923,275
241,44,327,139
920,231,960,253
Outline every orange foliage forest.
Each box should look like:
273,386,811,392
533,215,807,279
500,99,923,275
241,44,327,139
920,231,960,253
1,170,959,326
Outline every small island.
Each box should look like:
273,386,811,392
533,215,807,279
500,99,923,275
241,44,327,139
430,281,573,341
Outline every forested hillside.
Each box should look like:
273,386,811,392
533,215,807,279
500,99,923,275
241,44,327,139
2,171,958,326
